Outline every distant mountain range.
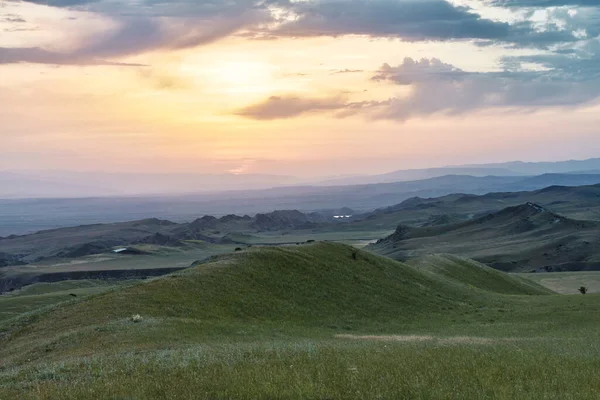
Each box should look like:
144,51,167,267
369,202,600,273
2,173,600,236
3,157,600,199
0,210,332,266
318,158,600,186
4,183,600,269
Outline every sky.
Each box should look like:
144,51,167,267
1,0,600,179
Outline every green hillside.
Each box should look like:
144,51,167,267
4,243,600,399
407,254,552,295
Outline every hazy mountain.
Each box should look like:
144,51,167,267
318,167,524,186
3,173,600,237
0,171,300,198
462,158,600,176
0,210,331,265
503,174,600,192
0,172,120,198
369,203,600,272
4,157,600,199
350,183,600,231
317,158,600,186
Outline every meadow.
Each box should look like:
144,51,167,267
1,243,599,399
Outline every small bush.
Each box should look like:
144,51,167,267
131,314,143,323
579,286,588,295
235,247,243,252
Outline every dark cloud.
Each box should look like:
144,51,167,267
270,0,513,42
5,0,599,66
490,0,600,7
264,0,594,48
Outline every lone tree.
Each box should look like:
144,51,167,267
579,286,588,295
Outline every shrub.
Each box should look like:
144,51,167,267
579,286,588,295
131,314,143,323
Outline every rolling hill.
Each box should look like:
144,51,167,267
9,243,600,399
0,210,329,266
407,254,551,295
369,203,600,272
348,183,600,231
0,243,550,365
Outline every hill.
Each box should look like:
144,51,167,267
0,210,330,265
369,203,600,272
407,254,551,295
0,243,549,362
349,183,600,231
10,244,600,399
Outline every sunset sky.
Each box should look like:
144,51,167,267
1,0,600,179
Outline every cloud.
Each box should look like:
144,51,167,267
3,0,273,65
490,0,600,7
2,13,26,23
235,95,381,119
270,0,512,41
372,58,469,84
331,69,364,74
235,95,351,119
239,50,600,121
263,0,593,48
0,46,147,66
7,0,599,66
371,54,600,119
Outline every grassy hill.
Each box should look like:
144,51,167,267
407,254,552,295
3,243,543,357
369,203,600,272
5,243,600,398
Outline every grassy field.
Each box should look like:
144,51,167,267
519,271,600,294
231,229,394,245
1,243,599,399
0,280,139,323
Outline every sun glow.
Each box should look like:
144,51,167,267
181,60,282,97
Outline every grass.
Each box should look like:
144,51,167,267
408,254,553,295
0,280,138,323
1,242,599,399
519,271,600,294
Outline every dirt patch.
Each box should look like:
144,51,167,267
336,334,433,342
336,334,520,345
